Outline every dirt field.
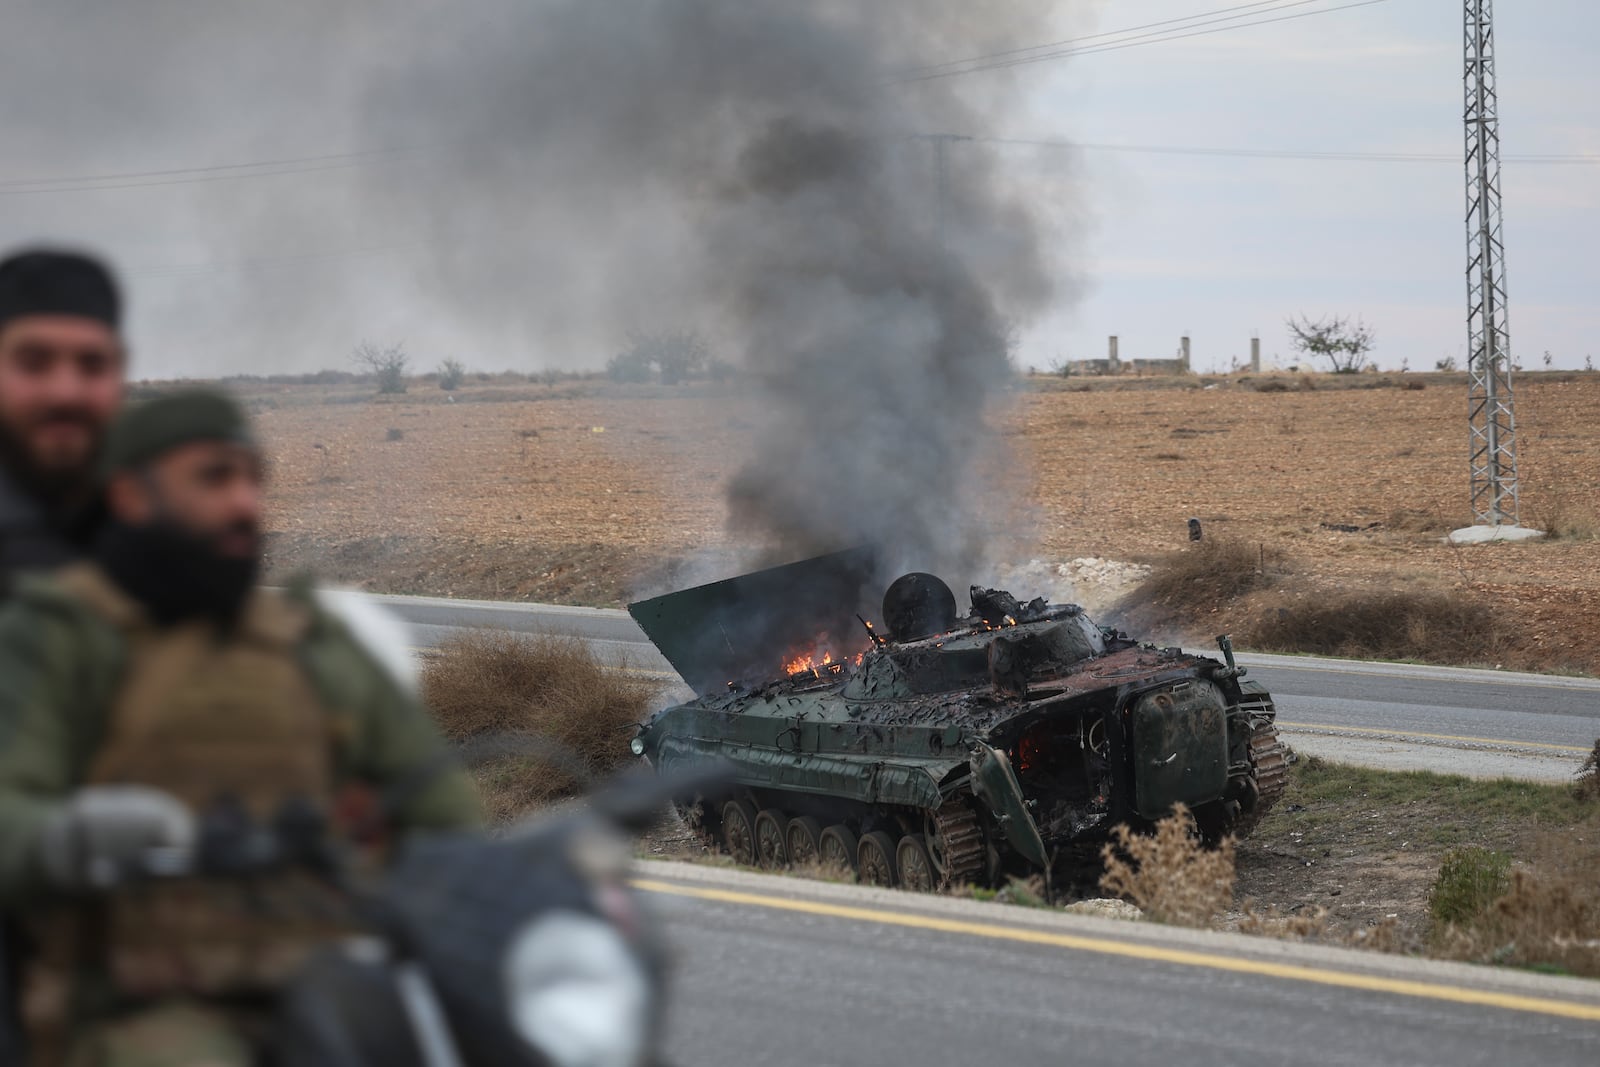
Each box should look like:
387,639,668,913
248,370,1600,673
1228,757,1594,949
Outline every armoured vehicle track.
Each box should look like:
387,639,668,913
631,554,1284,890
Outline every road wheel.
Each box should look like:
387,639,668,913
721,800,760,866
785,816,823,865
896,834,937,892
857,831,899,888
817,825,858,877
753,809,789,868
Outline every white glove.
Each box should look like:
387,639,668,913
38,785,197,891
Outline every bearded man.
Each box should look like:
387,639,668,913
0,390,480,1066
0,249,125,586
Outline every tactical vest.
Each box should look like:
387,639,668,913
24,564,359,1052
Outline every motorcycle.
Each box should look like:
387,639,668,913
121,763,727,1067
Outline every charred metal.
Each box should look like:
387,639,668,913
629,554,1285,891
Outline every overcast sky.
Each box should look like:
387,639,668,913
0,0,1593,377
1013,0,1598,372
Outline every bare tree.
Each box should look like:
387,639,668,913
1285,315,1376,374
437,357,467,391
608,329,711,385
352,341,409,394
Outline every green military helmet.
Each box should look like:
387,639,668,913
102,388,255,474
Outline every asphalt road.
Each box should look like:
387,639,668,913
381,593,1599,779
639,861,1600,1067
382,593,1600,1063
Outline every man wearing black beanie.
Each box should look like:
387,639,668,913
0,248,125,589
0,248,124,1059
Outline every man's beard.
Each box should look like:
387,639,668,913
0,408,104,512
97,518,260,627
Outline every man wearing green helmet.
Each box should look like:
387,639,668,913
0,389,480,1066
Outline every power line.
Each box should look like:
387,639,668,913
3,0,1586,208
128,239,433,280
907,0,1390,81
898,0,1328,79
0,147,419,196
979,136,1600,165
897,0,1391,83
0,147,410,189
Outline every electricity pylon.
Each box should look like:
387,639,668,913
1464,0,1519,526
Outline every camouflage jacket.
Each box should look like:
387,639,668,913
0,470,99,596
0,568,481,904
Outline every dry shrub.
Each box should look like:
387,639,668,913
1100,805,1235,927
1247,588,1510,665
1347,916,1407,954
1434,819,1600,977
1238,902,1330,940
788,857,856,885
1119,539,1511,670
1577,739,1600,802
1126,539,1280,613
1238,906,1411,955
1529,493,1600,542
421,629,654,819
995,875,1050,909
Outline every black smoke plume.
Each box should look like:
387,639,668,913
0,1,1071,581
360,0,1064,577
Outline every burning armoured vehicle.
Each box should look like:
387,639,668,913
628,551,1285,889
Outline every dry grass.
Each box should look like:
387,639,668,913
1381,506,1452,534
1237,903,1332,941
1528,490,1600,542
1247,587,1512,665
421,629,655,819
962,875,1053,908
1345,916,1409,954
1116,538,1547,673
1432,817,1600,977
1099,804,1235,927
1123,539,1280,614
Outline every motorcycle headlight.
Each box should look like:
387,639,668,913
505,912,653,1067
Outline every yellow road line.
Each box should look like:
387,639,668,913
1277,721,1590,754
632,878,1600,1023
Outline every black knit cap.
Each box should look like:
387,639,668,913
103,389,254,473
0,248,121,334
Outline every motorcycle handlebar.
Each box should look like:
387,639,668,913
118,760,737,884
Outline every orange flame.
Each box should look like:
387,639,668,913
785,650,835,676
783,640,867,678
